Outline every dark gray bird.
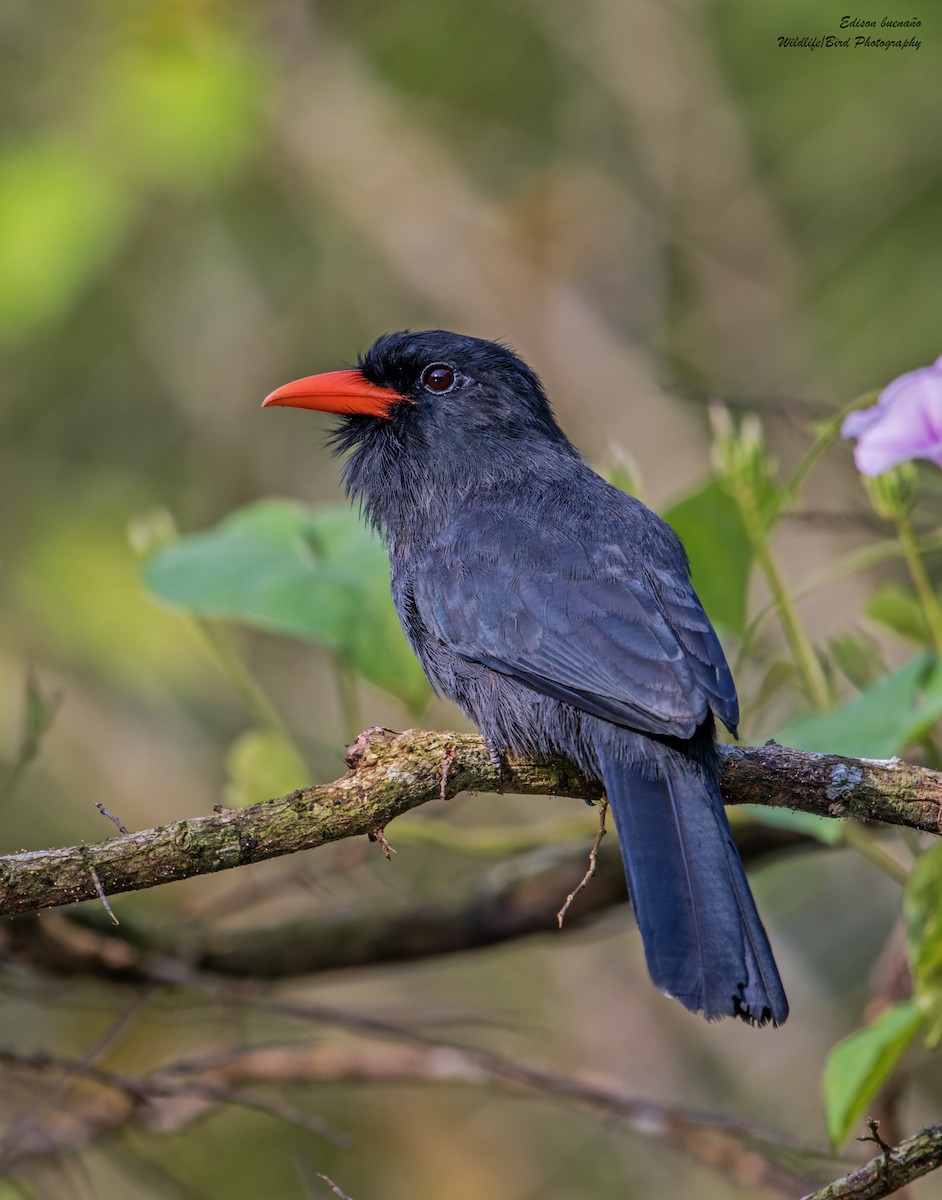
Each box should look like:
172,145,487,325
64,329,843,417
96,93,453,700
264,330,788,1025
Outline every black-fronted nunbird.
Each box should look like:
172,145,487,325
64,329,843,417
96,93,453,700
263,330,788,1026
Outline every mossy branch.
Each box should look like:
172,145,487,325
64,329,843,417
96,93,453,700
1,729,940,920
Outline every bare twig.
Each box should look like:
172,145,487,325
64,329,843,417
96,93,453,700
557,799,608,927
0,1036,835,1195
316,1174,356,1200
0,997,147,1165
1,730,939,919
801,1122,942,1200
858,1118,896,1160
94,804,129,836
367,827,395,859
86,864,119,926
293,1150,358,1200
0,1047,347,1167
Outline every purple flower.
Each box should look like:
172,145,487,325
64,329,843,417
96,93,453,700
842,357,942,475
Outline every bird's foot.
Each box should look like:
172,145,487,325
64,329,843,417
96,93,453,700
485,738,506,793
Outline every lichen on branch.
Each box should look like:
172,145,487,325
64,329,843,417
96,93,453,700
1,728,939,919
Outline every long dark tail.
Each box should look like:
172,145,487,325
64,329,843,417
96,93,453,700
598,746,788,1025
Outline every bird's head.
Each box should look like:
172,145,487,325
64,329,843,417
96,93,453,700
264,329,569,444
263,330,578,537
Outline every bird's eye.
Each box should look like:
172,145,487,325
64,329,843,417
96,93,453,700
420,364,457,394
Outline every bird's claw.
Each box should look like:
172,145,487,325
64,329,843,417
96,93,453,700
485,739,505,793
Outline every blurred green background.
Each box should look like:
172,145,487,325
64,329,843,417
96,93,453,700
1,1,940,1197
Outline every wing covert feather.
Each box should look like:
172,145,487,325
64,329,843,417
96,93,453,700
412,517,737,738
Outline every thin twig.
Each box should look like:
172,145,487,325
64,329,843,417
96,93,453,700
0,996,148,1165
368,827,396,859
857,1117,896,1160
0,1048,348,1156
557,799,608,927
0,1036,832,1195
801,1122,942,1200
87,864,119,926
316,1174,357,1200
95,804,129,835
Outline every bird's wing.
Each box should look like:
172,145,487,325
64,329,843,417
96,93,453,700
411,515,738,740
641,560,740,734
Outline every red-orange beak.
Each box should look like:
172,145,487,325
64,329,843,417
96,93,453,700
262,368,406,419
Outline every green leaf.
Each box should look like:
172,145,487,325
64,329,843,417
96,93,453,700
0,141,128,334
143,500,430,713
904,841,942,1041
823,1000,924,1149
778,652,942,759
867,583,931,647
663,479,753,632
828,632,885,691
224,728,309,808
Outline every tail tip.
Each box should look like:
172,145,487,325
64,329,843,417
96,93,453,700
661,981,789,1027
732,990,789,1028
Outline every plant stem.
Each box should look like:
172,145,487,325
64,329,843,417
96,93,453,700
783,411,847,507
189,617,299,751
332,654,363,742
893,510,942,659
752,538,834,710
736,529,942,673
840,821,910,886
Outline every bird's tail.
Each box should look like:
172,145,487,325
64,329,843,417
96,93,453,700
598,746,788,1025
